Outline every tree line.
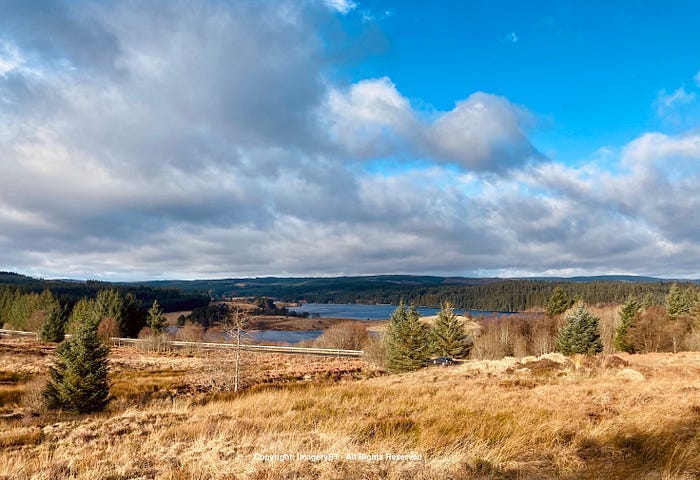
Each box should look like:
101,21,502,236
0,272,209,312
170,275,680,311
330,280,675,311
0,283,209,338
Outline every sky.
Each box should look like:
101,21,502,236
1,0,700,281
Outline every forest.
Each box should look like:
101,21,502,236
136,274,689,311
0,272,209,337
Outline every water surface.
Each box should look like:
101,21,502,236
288,303,505,321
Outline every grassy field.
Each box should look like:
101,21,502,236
0,337,698,479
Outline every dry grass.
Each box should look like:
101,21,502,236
0,338,698,479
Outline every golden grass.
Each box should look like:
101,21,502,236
0,338,698,479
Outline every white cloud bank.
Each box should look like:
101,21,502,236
1,0,700,280
324,77,539,171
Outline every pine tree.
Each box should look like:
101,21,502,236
555,303,603,355
641,293,656,310
385,304,431,373
665,283,694,319
39,302,68,343
123,293,146,338
43,322,110,413
431,303,472,358
546,286,572,315
95,289,126,333
147,299,167,334
66,298,100,334
614,298,640,353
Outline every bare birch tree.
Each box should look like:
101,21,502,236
223,307,250,392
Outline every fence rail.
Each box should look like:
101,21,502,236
0,329,363,358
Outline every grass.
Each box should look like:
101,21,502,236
0,338,698,479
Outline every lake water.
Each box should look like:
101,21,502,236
169,326,322,344
172,304,513,346
288,303,506,321
250,330,322,344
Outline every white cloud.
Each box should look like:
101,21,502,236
656,86,697,118
621,132,700,167
325,79,538,170
324,0,357,14
4,1,700,280
324,77,417,157
428,93,537,170
0,41,23,77
361,9,392,22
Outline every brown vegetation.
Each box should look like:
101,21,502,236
471,313,561,359
246,314,356,332
97,316,122,340
0,335,697,479
313,321,369,350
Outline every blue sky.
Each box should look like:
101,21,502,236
1,0,700,280
338,1,700,157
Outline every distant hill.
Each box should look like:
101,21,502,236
131,274,695,311
0,272,209,312
3,272,696,312
520,275,671,283
135,275,503,299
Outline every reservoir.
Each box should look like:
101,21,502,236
251,329,322,344
288,303,506,321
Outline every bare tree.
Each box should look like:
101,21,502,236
223,307,250,392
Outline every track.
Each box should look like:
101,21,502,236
0,329,363,358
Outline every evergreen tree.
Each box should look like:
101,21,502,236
95,289,126,332
123,292,146,338
641,292,656,310
555,303,603,355
39,302,68,343
431,303,472,358
43,322,110,413
546,286,572,315
665,283,695,319
385,304,431,373
614,298,640,353
147,299,167,334
66,298,100,334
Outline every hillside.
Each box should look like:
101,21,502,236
0,337,698,479
0,272,209,313
2,272,697,312
134,275,688,311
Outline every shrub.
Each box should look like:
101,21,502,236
137,327,169,353
623,306,682,353
97,316,122,341
177,322,205,342
314,322,369,350
555,303,603,355
362,333,387,368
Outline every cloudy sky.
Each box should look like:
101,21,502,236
1,0,700,280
